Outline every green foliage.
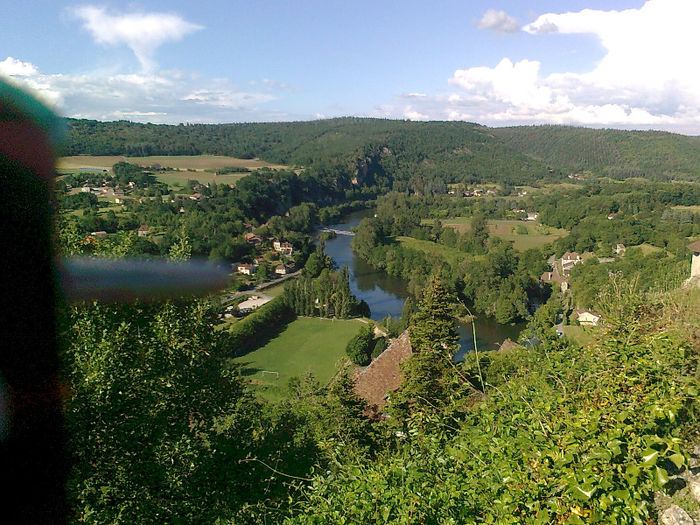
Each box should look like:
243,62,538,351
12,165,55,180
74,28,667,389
62,300,264,523
370,336,388,359
388,277,466,423
284,265,360,319
286,286,699,523
167,226,191,261
63,191,98,210
65,118,555,189
493,125,700,182
345,324,374,365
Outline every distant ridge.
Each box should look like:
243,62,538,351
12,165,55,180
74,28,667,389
64,118,700,184
492,125,700,182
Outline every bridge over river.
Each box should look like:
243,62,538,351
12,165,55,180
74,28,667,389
319,228,354,236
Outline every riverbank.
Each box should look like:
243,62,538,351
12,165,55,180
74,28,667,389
321,210,525,358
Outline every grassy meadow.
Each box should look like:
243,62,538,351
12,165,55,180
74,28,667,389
57,155,290,186
427,217,568,251
232,317,363,401
397,236,470,266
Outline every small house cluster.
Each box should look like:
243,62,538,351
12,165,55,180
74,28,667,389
461,188,498,198
235,235,297,280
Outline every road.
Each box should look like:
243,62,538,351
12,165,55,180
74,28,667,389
222,269,302,303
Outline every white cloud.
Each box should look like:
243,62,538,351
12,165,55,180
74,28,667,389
477,9,519,33
0,57,38,76
404,108,429,121
0,58,283,123
400,0,700,133
70,5,203,71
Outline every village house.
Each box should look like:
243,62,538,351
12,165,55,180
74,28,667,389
90,231,107,237
245,233,263,245
561,251,583,276
686,239,700,287
273,240,294,256
540,267,569,293
614,243,626,255
575,309,602,326
236,263,256,275
137,225,150,237
275,262,296,276
524,212,539,221
189,193,202,201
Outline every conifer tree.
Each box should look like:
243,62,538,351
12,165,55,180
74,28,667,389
388,276,462,424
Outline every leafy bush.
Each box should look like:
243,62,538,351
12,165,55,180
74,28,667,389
345,324,374,365
370,337,388,359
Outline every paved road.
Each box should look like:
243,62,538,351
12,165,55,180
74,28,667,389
222,269,302,303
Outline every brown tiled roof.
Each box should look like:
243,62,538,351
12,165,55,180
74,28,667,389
688,239,700,253
354,330,412,414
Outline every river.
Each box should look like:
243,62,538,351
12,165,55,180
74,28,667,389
321,210,524,360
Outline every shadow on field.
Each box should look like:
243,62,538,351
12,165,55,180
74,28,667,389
228,317,293,359
229,361,264,377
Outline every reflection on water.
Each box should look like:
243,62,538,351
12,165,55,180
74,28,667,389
454,319,525,362
322,211,409,321
320,210,524,359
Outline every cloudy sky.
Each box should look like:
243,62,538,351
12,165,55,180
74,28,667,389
2,0,699,134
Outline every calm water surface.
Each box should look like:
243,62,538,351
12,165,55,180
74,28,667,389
321,210,524,360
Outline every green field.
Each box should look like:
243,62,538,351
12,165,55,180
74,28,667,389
672,205,700,213
426,217,568,251
397,236,470,266
628,243,664,255
232,317,363,401
256,281,287,298
57,155,289,186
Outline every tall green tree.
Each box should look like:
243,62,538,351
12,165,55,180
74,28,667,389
62,300,273,523
388,277,464,425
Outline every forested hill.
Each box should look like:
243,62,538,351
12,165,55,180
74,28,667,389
492,125,700,182
63,118,554,188
64,118,700,185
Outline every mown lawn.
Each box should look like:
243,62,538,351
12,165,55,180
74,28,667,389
232,317,363,401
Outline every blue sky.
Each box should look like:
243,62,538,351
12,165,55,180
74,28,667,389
2,1,699,134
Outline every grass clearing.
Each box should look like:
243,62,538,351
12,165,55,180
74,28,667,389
256,282,287,298
628,243,664,255
672,205,700,213
152,171,248,187
58,154,289,171
397,236,469,266
232,317,363,401
58,155,291,185
424,217,568,251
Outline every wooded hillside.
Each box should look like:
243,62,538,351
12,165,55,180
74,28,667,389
492,125,700,182
65,118,700,186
